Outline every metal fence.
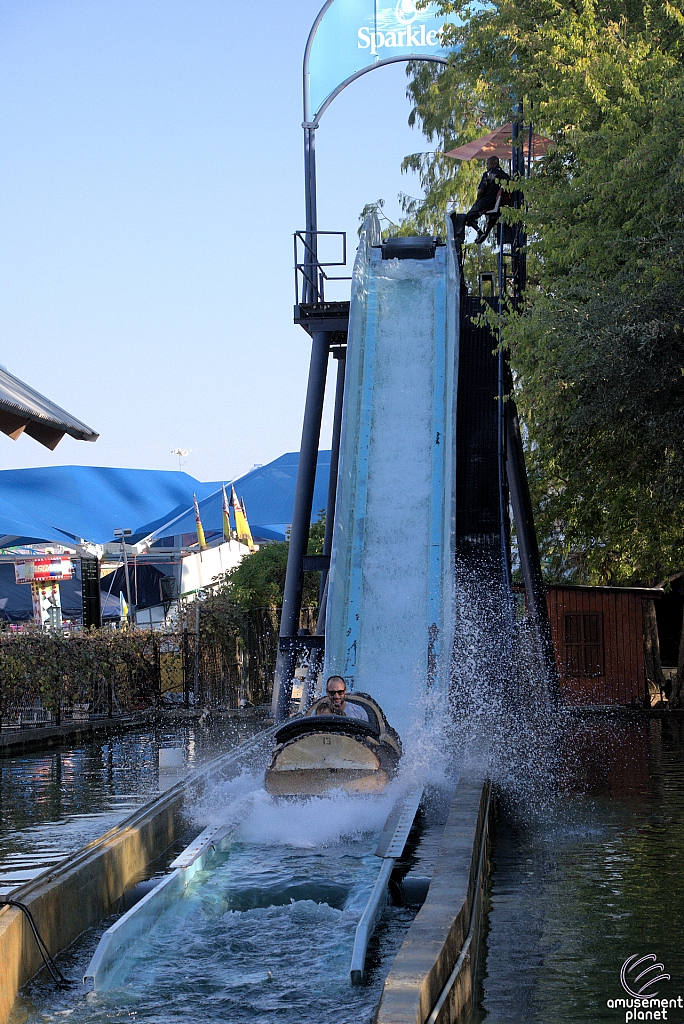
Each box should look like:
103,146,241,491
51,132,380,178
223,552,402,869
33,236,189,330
0,608,318,728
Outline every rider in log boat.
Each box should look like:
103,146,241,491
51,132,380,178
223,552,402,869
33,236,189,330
265,677,401,796
311,676,369,722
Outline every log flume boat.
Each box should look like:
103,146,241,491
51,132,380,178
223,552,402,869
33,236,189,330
264,693,402,796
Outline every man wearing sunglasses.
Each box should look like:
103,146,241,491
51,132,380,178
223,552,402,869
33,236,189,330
318,675,369,722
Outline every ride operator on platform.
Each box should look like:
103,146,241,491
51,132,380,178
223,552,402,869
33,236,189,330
463,155,511,243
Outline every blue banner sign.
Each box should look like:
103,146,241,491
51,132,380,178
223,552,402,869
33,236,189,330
306,0,452,121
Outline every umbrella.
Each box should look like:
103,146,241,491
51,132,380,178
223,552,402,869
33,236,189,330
444,122,554,162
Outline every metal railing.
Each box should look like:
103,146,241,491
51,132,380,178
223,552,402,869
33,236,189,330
294,230,351,304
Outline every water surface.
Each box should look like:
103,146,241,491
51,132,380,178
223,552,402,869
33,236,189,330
0,716,259,893
469,715,684,1023
10,781,417,1024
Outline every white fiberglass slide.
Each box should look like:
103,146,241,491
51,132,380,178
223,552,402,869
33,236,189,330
325,214,460,737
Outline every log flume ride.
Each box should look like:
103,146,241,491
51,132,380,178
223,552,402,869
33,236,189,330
264,694,402,796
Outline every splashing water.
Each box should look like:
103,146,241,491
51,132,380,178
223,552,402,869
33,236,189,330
11,769,421,1024
447,556,564,813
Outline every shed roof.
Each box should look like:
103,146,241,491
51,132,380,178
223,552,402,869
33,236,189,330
514,582,664,599
0,367,98,450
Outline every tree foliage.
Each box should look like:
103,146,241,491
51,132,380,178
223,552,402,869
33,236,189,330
196,512,327,648
404,0,684,585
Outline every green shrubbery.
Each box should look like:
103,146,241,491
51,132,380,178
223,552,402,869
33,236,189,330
0,628,161,725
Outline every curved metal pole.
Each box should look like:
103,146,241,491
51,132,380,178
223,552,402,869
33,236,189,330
302,45,449,304
311,54,448,125
302,0,336,125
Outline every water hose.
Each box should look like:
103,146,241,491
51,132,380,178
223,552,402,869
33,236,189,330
0,898,71,988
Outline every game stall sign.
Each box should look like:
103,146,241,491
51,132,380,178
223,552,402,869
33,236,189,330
15,557,73,627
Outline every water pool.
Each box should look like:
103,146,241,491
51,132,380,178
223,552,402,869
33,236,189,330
469,714,684,1023
0,717,259,894
10,781,417,1024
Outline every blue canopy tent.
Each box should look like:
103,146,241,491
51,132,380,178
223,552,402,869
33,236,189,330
0,453,332,621
0,466,221,546
0,495,69,547
140,451,331,546
0,452,331,549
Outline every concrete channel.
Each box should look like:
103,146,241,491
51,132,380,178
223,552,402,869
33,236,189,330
376,771,492,1024
0,723,277,1024
0,729,491,1024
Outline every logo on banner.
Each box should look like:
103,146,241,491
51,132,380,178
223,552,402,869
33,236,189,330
306,0,451,119
358,3,445,53
395,0,418,23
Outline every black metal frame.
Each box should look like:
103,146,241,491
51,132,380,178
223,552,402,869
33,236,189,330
271,232,355,722
80,557,102,630
492,108,560,698
295,230,351,305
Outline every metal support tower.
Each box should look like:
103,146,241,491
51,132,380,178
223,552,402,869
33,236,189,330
272,303,348,722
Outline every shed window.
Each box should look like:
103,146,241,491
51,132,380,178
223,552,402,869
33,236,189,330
564,613,604,676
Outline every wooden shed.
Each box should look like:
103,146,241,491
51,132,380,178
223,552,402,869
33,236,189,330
543,584,662,707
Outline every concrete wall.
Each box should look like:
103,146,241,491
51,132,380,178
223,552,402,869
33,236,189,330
0,721,276,1024
0,781,184,1024
375,770,492,1024
0,713,153,756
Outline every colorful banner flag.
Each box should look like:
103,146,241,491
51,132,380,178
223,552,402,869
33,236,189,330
231,486,255,551
193,493,208,551
222,483,232,544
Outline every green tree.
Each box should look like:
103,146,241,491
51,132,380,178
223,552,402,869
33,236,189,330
403,0,684,699
402,0,684,580
211,510,326,614
195,509,327,650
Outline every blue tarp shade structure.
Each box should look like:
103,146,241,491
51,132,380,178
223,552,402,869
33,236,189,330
142,451,332,545
0,494,69,547
0,466,221,546
0,452,332,548
0,367,98,450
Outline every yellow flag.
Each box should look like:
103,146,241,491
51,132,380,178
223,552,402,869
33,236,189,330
193,493,208,551
222,483,232,543
231,486,255,551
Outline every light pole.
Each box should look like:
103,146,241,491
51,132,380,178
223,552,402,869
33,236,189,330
113,528,134,627
172,448,189,472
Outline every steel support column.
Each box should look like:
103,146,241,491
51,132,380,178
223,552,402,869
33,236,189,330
496,223,512,598
506,399,560,702
303,124,318,303
272,329,331,721
320,351,345,602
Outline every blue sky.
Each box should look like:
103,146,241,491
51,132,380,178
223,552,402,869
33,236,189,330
0,0,433,482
